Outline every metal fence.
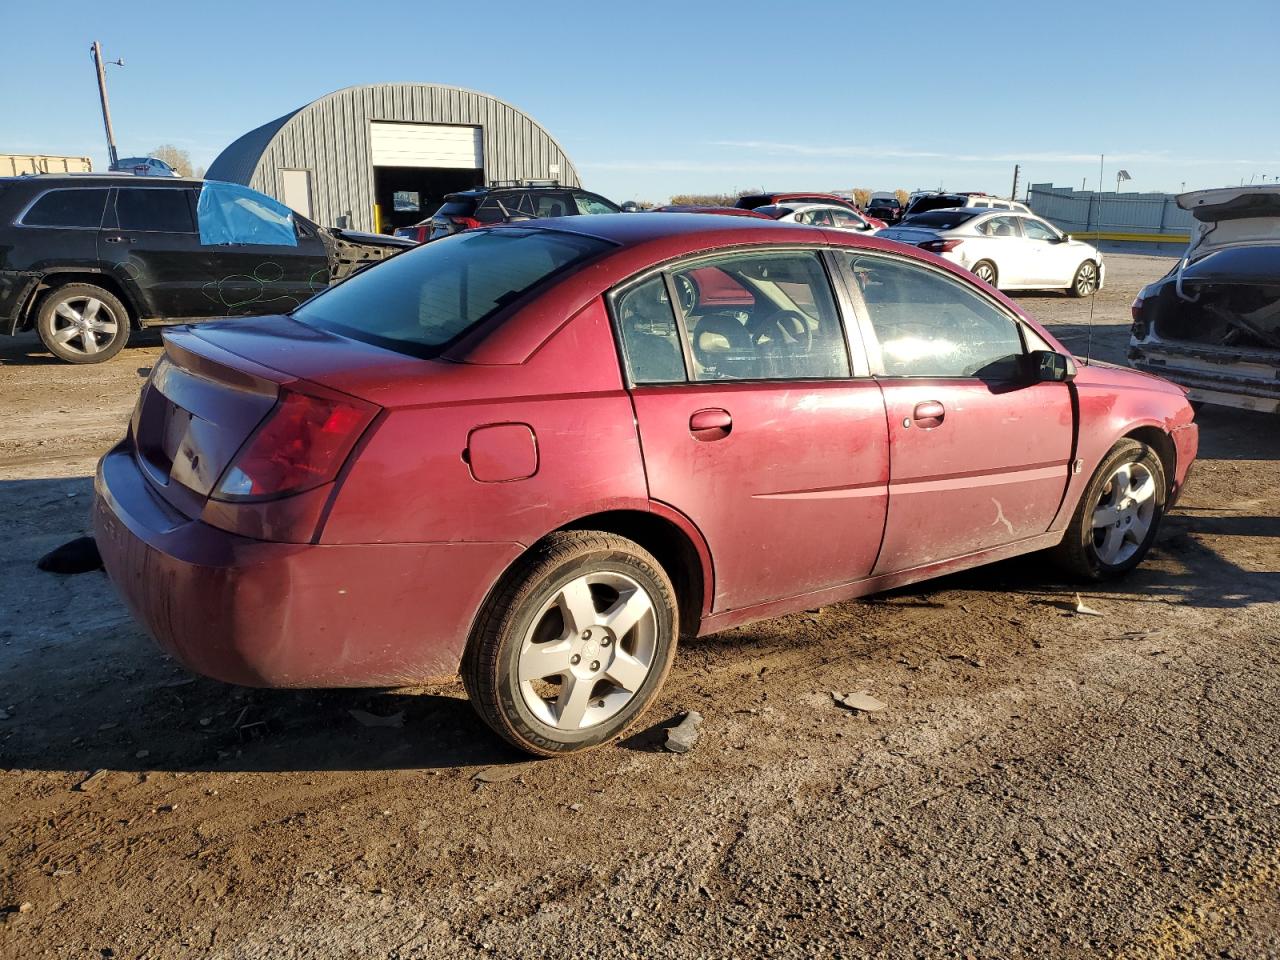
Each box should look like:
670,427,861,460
1027,183,1195,242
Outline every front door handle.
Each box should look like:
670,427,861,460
689,408,732,441
103,235,134,244
911,400,945,428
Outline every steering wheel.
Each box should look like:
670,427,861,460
674,274,697,314
749,309,813,356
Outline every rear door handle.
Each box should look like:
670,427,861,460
689,408,732,441
911,400,945,428
103,235,134,244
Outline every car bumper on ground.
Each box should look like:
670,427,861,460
93,444,523,688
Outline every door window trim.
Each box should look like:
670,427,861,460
604,244,874,388
833,247,1047,380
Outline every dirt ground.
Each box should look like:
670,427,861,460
2,254,1278,959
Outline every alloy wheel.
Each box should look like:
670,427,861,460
49,297,119,357
517,571,658,731
1091,461,1158,565
1075,262,1098,296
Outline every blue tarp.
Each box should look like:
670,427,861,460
197,180,298,247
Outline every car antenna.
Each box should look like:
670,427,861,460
1082,153,1105,366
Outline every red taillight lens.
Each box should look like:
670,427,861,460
1131,295,1144,322
919,239,963,253
213,388,377,502
449,215,481,230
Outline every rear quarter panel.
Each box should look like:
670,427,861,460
321,298,650,546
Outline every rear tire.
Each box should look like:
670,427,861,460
972,260,998,288
35,283,130,364
1069,260,1099,298
1052,438,1167,581
462,531,678,757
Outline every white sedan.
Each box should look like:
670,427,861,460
877,208,1104,295
754,202,880,235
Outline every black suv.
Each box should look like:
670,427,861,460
425,182,621,241
0,175,410,363
865,196,903,224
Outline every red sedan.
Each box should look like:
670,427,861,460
94,214,1198,756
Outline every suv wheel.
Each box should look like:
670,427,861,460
35,283,130,363
463,531,678,756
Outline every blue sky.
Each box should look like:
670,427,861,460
2,0,1276,203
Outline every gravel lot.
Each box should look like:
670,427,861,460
2,254,1278,958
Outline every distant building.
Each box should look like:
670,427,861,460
207,83,580,233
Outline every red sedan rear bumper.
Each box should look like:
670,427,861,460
93,444,522,688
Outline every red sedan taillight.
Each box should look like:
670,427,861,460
919,239,963,253
213,388,378,502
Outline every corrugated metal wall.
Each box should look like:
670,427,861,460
207,84,580,232
1028,183,1196,238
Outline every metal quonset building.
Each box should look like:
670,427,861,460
206,83,580,233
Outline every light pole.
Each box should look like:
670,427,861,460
90,41,124,169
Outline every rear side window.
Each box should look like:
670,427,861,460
21,189,109,228
670,250,850,382
116,188,195,232
531,192,574,217
294,228,611,357
845,254,1024,379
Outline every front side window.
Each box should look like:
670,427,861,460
614,276,686,384
21,188,110,228
846,254,1025,379
195,182,295,246
1021,218,1060,242
670,250,850,381
831,209,866,229
116,188,195,233
295,228,610,357
574,193,621,215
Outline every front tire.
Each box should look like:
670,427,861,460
972,260,998,288
462,531,678,756
1052,438,1166,580
1069,260,1099,298
35,283,130,363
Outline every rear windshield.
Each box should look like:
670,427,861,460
436,198,478,217
293,228,612,357
906,196,965,215
898,210,979,229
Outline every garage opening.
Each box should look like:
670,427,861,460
370,122,484,233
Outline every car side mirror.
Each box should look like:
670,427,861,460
1027,349,1077,382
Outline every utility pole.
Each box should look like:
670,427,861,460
1010,163,1020,201
91,41,123,169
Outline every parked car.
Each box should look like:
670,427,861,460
1128,185,1280,413
0,174,411,363
753,202,880,234
94,214,1196,757
652,205,772,218
866,195,903,224
904,192,1031,218
428,183,621,241
109,156,181,177
876,208,1105,294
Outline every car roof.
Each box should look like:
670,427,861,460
451,214,1044,366
0,173,199,187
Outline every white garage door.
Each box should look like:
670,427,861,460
369,122,483,169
